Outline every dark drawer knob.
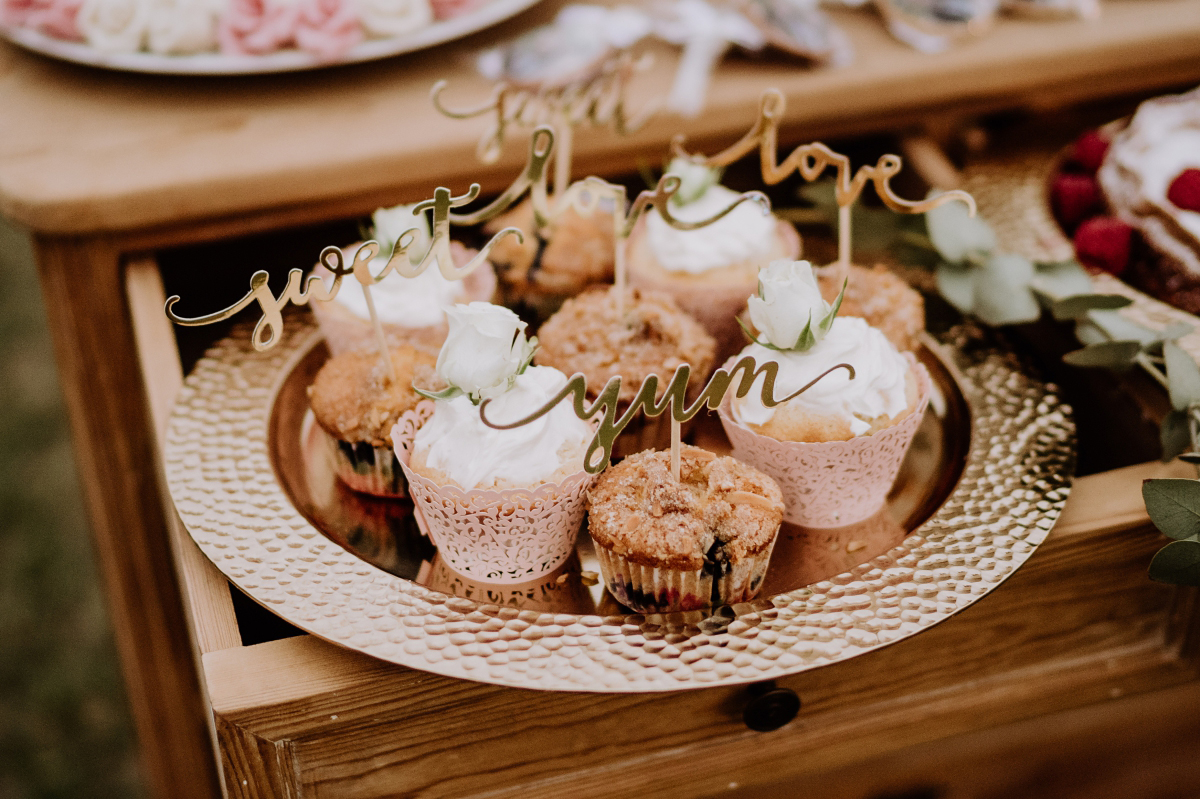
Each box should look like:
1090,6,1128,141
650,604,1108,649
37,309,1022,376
743,684,800,731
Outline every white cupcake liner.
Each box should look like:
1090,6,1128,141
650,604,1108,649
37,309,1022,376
311,242,497,357
391,402,596,584
718,354,931,528
594,539,777,614
318,425,409,498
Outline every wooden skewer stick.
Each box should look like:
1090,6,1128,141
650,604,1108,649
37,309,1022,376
670,415,681,482
361,282,397,383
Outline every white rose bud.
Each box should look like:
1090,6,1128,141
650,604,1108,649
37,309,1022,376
372,203,430,265
77,0,152,52
666,156,721,206
147,0,218,55
436,303,536,402
746,259,840,351
358,0,431,39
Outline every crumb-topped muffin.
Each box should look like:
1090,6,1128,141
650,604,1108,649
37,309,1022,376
535,285,716,456
587,445,784,612
309,345,436,496
818,263,925,353
483,198,615,318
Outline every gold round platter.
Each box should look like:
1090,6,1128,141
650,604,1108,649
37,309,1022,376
164,316,1075,692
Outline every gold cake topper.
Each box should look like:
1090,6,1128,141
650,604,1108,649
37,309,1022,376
164,186,521,353
432,51,654,196
674,88,977,272
480,357,854,475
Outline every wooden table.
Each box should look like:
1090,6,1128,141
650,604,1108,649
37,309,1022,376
5,0,1200,795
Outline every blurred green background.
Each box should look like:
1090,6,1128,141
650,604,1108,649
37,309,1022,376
0,220,145,799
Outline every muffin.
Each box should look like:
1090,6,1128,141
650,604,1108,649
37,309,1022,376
586,445,785,613
817,263,925,352
392,303,598,582
626,159,801,357
308,345,437,497
483,198,615,318
718,260,930,527
534,285,716,457
312,203,497,355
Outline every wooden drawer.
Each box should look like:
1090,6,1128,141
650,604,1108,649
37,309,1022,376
123,248,1200,798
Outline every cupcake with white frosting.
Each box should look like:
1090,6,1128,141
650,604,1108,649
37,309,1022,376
717,260,930,527
312,203,496,356
626,158,801,357
391,303,596,582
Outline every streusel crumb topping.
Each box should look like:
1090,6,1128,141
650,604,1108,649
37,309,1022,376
587,445,784,570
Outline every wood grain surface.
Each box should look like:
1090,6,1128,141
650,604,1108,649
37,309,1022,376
33,239,223,798
200,461,1200,799
4,0,1200,235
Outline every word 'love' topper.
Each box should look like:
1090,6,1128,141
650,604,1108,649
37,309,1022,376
479,356,855,475
674,88,977,270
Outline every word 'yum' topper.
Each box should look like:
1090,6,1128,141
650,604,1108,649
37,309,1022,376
480,356,855,477
674,88,977,276
432,50,654,196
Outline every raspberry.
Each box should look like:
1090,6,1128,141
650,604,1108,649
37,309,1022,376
1167,168,1200,213
1074,216,1134,276
1051,172,1102,232
1071,130,1110,174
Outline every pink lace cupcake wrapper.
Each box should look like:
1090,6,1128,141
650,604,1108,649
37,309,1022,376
594,541,776,614
718,355,931,528
391,403,596,584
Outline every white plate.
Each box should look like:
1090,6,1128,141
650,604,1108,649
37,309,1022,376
1,0,542,75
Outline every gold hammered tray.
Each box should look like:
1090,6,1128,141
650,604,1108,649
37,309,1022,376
164,316,1075,692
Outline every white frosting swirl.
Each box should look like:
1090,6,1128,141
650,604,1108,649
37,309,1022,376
329,244,467,329
732,316,910,436
413,366,592,490
645,184,776,274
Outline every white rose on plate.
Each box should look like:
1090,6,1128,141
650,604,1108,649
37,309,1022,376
372,203,431,264
746,259,842,351
357,0,430,38
435,303,537,402
147,0,218,54
77,0,152,52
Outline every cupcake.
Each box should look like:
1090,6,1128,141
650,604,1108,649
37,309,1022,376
534,285,716,457
718,260,930,527
392,302,597,582
586,444,785,613
626,158,801,357
817,263,925,352
308,345,437,497
312,203,497,355
482,198,615,318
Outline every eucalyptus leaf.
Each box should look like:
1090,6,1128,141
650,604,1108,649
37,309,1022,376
1074,319,1109,347
1062,340,1142,369
1032,259,1094,298
1164,339,1200,411
1162,322,1194,341
1050,294,1133,321
1083,310,1158,345
1147,539,1200,586
1143,478,1200,539
935,263,975,314
973,254,1040,326
798,180,837,209
1161,410,1192,462
925,191,997,263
